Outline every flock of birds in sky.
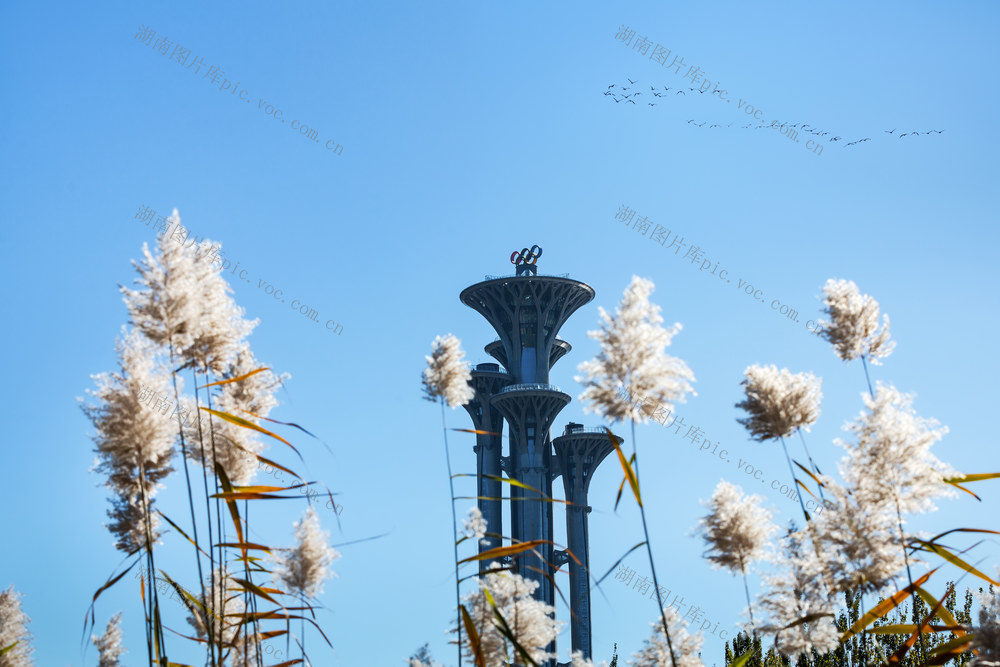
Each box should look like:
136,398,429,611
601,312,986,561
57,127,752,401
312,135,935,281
605,78,945,149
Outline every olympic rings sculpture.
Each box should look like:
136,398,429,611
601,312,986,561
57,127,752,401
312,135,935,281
510,245,543,265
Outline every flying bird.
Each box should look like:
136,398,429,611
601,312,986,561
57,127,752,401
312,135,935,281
677,90,685,95
664,86,671,91
627,99,636,104
634,92,642,96
885,128,895,134
608,84,615,89
648,102,656,106
627,78,636,84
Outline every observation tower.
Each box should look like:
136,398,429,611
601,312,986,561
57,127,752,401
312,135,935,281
458,247,622,663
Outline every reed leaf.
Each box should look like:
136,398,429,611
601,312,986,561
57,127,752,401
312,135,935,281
943,472,1000,484
458,540,548,564
842,568,937,641
451,428,502,436
793,459,825,487
914,585,967,636
230,576,280,605
461,604,487,667
729,647,754,667
594,542,647,586
867,624,965,635
888,582,954,665
606,428,640,508
912,540,1000,585
925,635,976,664
200,407,301,458
483,588,539,667
198,367,271,389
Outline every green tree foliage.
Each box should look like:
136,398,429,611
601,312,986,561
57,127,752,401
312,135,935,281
723,584,980,667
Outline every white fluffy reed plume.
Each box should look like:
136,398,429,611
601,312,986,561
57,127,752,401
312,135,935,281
92,612,126,667
756,531,840,659
576,275,695,424
699,480,777,573
186,567,245,646
973,574,1000,667
809,481,906,594
83,328,175,552
461,572,562,667
462,506,488,543
272,506,341,600
817,278,894,366
0,585,34,667
837,383,957,517
631,606,704,667
183,343,284,484
735,365,822,441
421,334,475,408
122,209,256,376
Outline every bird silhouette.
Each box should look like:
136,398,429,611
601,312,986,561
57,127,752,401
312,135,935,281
622,87,629,92
830,136,842,142
899,133,907,138
710,124,720,128
651,85,656,91
627,99,636,104
885,128,895,134
608,84,615,89
859,138,871,142
931,129,944,133
634,92,642,96
627,78,636,84
613,97,621,103
677,90,685,95
653,92,662,97
664,86,671,91
648,102,656,106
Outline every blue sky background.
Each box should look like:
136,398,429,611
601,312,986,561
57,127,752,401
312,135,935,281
1,1,998,665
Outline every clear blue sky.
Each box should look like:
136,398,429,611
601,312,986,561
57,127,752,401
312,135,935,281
2,1,998,665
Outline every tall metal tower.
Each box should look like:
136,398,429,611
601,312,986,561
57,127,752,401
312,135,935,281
458,250,622,663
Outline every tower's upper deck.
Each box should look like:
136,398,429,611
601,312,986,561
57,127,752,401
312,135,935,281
460,269,594,384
